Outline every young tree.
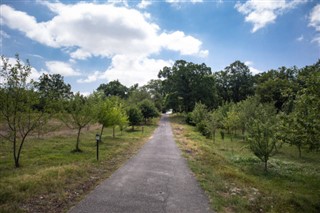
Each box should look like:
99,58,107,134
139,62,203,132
205,112,219,142
0,55,47,167
61,93,94,152
246,104,278,173
190,102,209,135
95,96,128,139
127,106,143,130
138,99,159,124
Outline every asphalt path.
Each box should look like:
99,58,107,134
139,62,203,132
68,114,213,213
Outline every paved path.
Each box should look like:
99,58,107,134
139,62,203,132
68,115,212,213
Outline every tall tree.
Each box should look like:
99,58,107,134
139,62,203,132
159,60,218,112
215,61,254,104
143,79,165,112
34,73,72,111
255,66,299,112
97,80,128,99
0,55,47,167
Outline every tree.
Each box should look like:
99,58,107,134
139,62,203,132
237,96,260,137
97,80,128,99
205,112,219,142
159,60,218,112
277,113,304,157
127,106,143,130
223,103,240,141
215,61,254,104
0,55,47,167
276,61,320,156
94,96,127,139
61,93,94,152
255,66,299,112
34,73,72,111
143,79,165,112
246,104,278,172
138,99,159,124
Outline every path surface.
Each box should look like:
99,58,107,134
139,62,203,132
68,115,212,213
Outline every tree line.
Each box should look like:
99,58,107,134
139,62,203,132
182,60,320,172
1,54,319,170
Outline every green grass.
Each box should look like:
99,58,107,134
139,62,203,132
0,120,158,213
170,115,320,213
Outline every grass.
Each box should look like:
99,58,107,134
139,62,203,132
170,114,320,213
0,120,158,213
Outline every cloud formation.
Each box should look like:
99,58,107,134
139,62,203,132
235,0,306,33
309,4,320,45
45,61,80,77
0,2,208,86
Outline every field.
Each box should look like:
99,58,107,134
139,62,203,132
170,115,320,213
0,120,158,213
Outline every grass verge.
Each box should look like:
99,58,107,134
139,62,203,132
0,120,158,213
170,114,320,213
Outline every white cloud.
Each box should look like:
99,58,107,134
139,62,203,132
77,71,103,83
0,30,10,39
0,3,207,59
159,31,205,56
137,0,152,9
101,55,173,87
45,61,80,76
0,2,209,87
235,0,307,33
245,61,263,75
166,0,203,4
296,35,304,42
309,4,320,45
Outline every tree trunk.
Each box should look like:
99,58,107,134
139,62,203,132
76,127,82,152
13,137,19,168
264,159,268,173
298,145,302,158
100,125,104,142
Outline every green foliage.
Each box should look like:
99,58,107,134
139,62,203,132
246,104,278,172
0,55,47,168
127,106,143,130
143,79,165,112
34,73,72,112
97,80,128,99
60,93,94,152
255,66,299,112
159,60,218,112
190,102,208,125
171,115,320,213
95,96,128,138
138,99,159,124
215,61,254,104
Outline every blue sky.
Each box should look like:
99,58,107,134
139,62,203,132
1,0,319,95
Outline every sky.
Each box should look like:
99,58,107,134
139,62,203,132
1,0,319,95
